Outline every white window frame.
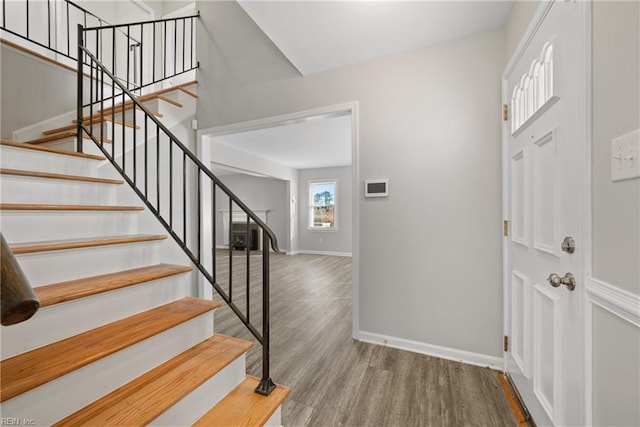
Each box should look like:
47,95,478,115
307,179,338,231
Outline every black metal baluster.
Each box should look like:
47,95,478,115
76,24,83,153
229,199,233,302
169,139,173,227
66,1,69,56
89,51,94,149
144,114,148,197
47,0,51,48
256,234,275,396
111,28,115,159
190,17,194,69
100,69,104,148
183,151,187,246
212,183,217,282
163,20,166,79
173,19,177,76
121,91,125,172
3,0,6,29
139,23,144,88
126,25,130,90
181,18,185,72
152,22,156,83
197,169,201,263
25,0,29,39
133,102,137,186
246,214,250,323
156,126,160,212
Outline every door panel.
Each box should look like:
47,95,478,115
504,1,588,425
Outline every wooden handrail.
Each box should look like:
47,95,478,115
1,233,39,325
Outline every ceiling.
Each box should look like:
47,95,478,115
238,1,514,75
212,114,352,171
212,1,513,174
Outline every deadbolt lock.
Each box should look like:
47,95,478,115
561,236,576,254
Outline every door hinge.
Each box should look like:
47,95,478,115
503,104,509,121
504,335,509,352
503,220,509,237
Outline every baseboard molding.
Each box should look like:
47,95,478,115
586,277,640,328
290,250,352,257
358,331,503,370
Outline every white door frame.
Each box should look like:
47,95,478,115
501,0,592,423
196,101,361,338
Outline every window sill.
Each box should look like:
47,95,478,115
307,227,340,232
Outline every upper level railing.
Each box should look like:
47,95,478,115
1,0,140,85
77,18,279,395
1,0,197,93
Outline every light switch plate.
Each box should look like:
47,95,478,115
611,129,640,182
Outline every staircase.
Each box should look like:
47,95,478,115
0,62,289,424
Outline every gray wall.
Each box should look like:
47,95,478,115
592,1,640,294
197,2,504,358
215,174,289,252
591,2,640,425
298,166,352,255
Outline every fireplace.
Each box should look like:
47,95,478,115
231,222,259,251
219,209,270,250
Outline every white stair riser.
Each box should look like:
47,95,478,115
150,355,246,426
1,211,139,243
1,273,191,359
0,146,99,177
265,406,283,427
0,312,215,426
15,240,164,286
0,175,120,205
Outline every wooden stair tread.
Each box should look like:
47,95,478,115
43,118,139,136
0,140,105,160
24,131,76,145
76,108,162,124
23,132,112,146
156,95,183,108
36,264,193,307
9,234,166,255
0,203,143,211
179,87,198,99
55,334,252,426
0,168,123,185
0,297,220,402
194,376,291,427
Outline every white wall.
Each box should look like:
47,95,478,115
197,1,505,359
214,174,288,252
503,1,540,62
298,166,352,256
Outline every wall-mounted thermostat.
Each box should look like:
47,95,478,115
365,179,389,197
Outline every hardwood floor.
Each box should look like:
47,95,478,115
213,252,517,426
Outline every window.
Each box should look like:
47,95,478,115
308,180,337,229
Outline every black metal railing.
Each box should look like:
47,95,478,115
1,0,140,85
77,24,279,396
83,13,198,92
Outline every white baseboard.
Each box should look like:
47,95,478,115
587,277,640,328
289,250,352,257
358,330,503,370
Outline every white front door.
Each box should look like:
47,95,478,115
503,1,589,426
